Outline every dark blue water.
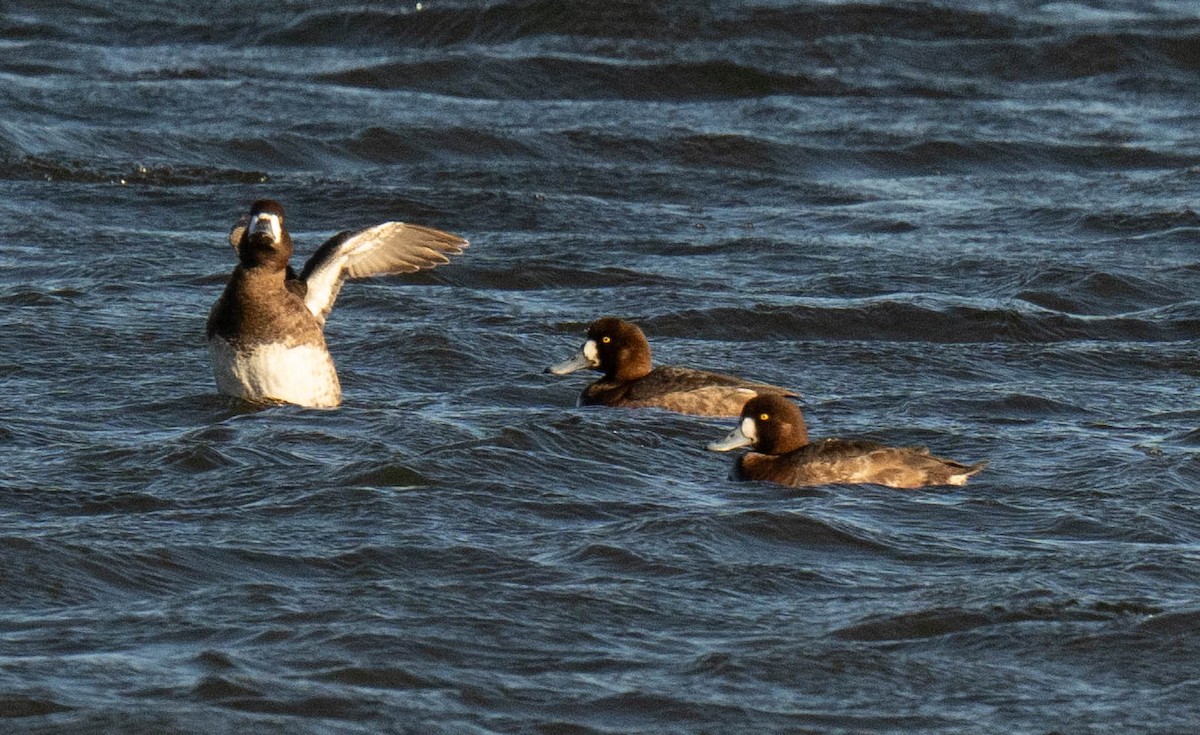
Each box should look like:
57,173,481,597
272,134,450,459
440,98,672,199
2,1,1200,732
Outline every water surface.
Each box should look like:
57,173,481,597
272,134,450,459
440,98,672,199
1,1,1199,732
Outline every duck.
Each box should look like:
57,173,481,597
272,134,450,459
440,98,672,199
207,199,467,408
545,317,798,417
708,394,987,488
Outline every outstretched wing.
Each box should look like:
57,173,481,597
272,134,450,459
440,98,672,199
298,222,468,323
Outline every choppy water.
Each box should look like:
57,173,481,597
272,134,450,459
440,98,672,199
2,1,1199,732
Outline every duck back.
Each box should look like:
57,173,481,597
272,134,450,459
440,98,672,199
738,438,987,489
583,365,796,417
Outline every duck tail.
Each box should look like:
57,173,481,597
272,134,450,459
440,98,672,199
947,460,988,486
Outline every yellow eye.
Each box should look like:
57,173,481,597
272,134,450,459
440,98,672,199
759,413,770,421
602,336,611,344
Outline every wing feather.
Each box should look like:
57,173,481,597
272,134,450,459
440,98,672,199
299,222,467,323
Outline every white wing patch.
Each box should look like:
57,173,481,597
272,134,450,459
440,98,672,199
300,222,468,323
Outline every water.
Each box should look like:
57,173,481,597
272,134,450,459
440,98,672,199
1,1,1199,732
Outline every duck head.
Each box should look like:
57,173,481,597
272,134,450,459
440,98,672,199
708,394,808,454
235,199,293,270
546,317,653,381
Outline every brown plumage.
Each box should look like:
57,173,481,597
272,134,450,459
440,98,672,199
546,317,798,417
208,200,323,349
708,395,987,489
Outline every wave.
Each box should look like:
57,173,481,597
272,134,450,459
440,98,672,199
1015,265,1188,316
626,508,896,557
9,1,1199,95
719,508,893,552
0,156,268,185
20,0,1187,48
308,665,440,690
252,2,1023,48
319,57,854,101
0,694,72,718
349,130,1198,175
343,125,534,164
834,597,1161,641
645,299,1200,344
1079,208,1200,234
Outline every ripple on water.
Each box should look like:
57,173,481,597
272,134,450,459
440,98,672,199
833,596,1164,642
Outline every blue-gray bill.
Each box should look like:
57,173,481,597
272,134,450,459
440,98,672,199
707,420,755,452
545,346,598,375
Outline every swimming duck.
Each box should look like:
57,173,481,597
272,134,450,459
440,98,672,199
207,199,467,408
708,394,987,488
546,317,798,417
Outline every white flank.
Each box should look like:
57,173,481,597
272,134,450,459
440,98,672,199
209,337,342,408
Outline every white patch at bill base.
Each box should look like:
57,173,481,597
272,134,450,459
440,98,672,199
249,212,282,242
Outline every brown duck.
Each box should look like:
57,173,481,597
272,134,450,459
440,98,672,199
546,317,797,417
708,394,987,488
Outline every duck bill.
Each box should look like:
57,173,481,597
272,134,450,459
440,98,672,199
248,212,282,242
545,340,599,375
546,350,593,375
707,423,754,452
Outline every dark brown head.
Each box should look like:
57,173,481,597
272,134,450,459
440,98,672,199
707,394,808,455
545,317,653,381
235,199,292,270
